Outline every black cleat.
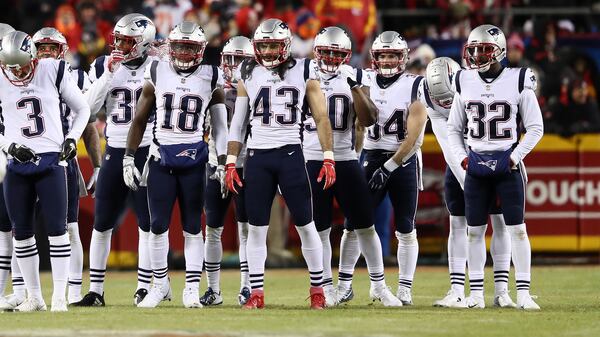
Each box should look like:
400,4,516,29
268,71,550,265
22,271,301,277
134,288,148,306
70,292,105,307
199,287,223,306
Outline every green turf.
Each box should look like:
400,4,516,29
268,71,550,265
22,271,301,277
1,266,599,337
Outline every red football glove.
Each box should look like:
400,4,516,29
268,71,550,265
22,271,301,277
461,157,468,170
225,163,243,194
108,50,124,73
317,159,336,190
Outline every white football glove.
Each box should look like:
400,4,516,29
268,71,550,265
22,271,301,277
123,155,141,191
209,165,228,199
337,64,360,89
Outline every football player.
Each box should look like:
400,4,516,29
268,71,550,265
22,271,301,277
0,31,91,311
424,57,515,308
73,13,157,307
225,18,334,309
344,31,428,306
201,36,253,307
447,24,543,310
304,27,401,307
124,21,227,309
30,27,102,304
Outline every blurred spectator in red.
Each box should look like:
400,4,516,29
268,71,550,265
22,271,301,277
153,0,193,38
78,1,112,44
571,54,598,101
54,4,82,53
235,0,261,37
312,0,377,64
547,79,600,137
76,30,108,70
291,8,320,59
506,33,530,68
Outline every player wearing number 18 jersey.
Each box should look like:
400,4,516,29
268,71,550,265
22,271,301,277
226,18,334,309
74,13,157,307
447,24,543,310
303,27,401,307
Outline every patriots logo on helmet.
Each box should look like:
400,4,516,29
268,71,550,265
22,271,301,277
478,159,498,171
279,22,289,30
135,20,149,31
487,27,501,41
20,36,32,52
530,74,537,84
176,149,197,160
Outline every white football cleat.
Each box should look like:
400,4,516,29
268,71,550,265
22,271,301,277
51,298,68,312
137,282,172,308
182,287,202,309
465,294,485,309
370,285,403,307
2,292,26,309
517,294,540,310
15,297,47,312
433,289,467,308
396,287,413,306
494,291,517,308
323,285,338,307
336,285,354,304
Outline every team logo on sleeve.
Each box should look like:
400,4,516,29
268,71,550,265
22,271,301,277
176,148,198,160
486,27,501,41
477,159,498,171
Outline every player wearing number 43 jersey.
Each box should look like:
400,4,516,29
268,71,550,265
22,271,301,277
73,13,157,307
0,31,91,312
226,18,335,309
303,27,401,307
448,24,543,310
124,21,228,309
343,31,428,306
424,57,515,309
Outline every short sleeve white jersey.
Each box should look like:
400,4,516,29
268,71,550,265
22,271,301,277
363,71,424,152
0,59,76,153
145,61,221,148
208,74,247,167
88,55,157,148
241,58,317,149
303,61,361,161
452,67,537,154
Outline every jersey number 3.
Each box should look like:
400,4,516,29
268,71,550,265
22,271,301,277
18,97,45,138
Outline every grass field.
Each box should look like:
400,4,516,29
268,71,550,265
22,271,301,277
1,266,599,337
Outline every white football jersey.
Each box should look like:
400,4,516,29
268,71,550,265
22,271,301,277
88,55,157,148
146,61,222,149
303,62,361,161
449,67,539,156
363,71,424,152
0,59,85,153
241,58,318,149
208,75,246,167
61,66,91,131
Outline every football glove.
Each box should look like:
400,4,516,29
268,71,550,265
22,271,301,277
368,166,391,191
8,143,37,163
461,157,468,170
123,154,141,191
108,50,124,73
338,64,360,89
225,163,243,194
59,138,77,161
210,165,228,199
317,159,336,190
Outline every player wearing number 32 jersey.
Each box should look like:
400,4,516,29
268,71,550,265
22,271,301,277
447,24,543,310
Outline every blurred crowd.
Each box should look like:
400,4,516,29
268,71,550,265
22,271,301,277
0,0,599,138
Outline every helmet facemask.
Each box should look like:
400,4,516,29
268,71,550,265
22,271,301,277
169,40,205,71
111,33,143,61
254,39,289,69
314,46,350,74
371,49,408,77
463,42,502,72
1,59,37,87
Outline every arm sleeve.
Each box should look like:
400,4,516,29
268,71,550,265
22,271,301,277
430,109,465,188
228,96,250,143
60,66,91,140
209,103,228,156
510,88,544,164
447,93,469,163
85,56,113,117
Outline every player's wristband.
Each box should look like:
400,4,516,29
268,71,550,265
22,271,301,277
226,155,238,165
125,148,136,157
323,151,334,161
383,158,400,172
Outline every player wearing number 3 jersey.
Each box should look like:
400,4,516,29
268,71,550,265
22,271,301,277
226,18,334,309
73,13,157,307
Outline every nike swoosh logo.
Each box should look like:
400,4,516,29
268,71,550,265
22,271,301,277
288,151,295,155
402,162,411,167
468,304,478,308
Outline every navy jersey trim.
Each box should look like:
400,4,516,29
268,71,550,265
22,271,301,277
356,68,363,85
95,56,106,79
411,76,423,103
455,70,462,94
55,60,66,92
423,81,434,108
211,65,218,92
150,60,159,86
518,67,527,93
303,58,311,82
77,69,85,90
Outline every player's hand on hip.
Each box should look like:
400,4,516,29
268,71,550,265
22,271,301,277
59,138,77,161
368,166,391,191
8,143,37,163
122,154,141,191
108,50,124,72
317,159,336,190
210,164,229,198
225,163,243,194
86,167,100,197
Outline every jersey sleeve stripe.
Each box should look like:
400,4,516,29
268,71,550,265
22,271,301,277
518,67,527,93
55,60,66,92
455,70,462,94
150,60,159,86
211,65,218,92
77,69,85,90
357,68,363,84
95,55,106,79
303,58,311,82
423,81,434,108
411,76,423,103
